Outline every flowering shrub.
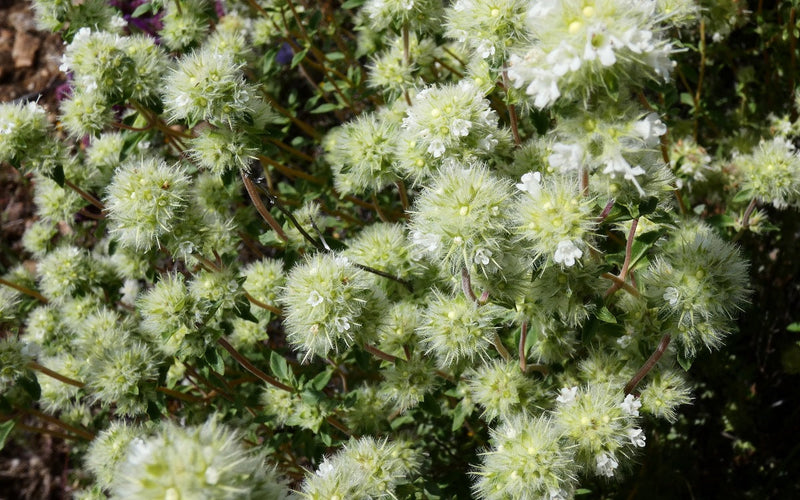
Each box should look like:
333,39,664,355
0,0,797,497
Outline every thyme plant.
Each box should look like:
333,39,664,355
0,0,796,497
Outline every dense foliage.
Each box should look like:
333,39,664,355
1,0,799,497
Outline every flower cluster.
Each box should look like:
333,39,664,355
508,0,675,108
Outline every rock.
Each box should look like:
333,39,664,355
12,30,40,68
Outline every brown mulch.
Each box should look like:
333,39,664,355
1,1,73,499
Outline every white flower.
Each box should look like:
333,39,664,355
119,279,140,305
476,40,496,59
634,113,667,145
549,488,569,500
548,142,584,172
527,70,561,108
333,316,351,333
556,386,578,405
317,460,334,477
428,138,446,157
547,43,582,76
474,248,492,266
584,27,619,67
620,394,642,416
553,240,583,267
307,290,324,307
451,118,472,137
596,452,619,477
515,171,542,194
663,286,679,306
622,28,654,54
411,230,440,253
602,153,646,196
628,428,647,447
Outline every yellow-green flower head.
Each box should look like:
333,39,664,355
368,32,437,98
85,421,142,489
379,353,439,411
639,369,693,422
0,337,32,393
472,414,578,500
409,163,514,274
59,28,136,103
281,253,385,361
417,291,505,369
363,0,445,33
163,46,261,127
300,437,421,499
445,0,529,63
553,382,645,477
467,359,544,422
0,101,49,165
326,112,401,196
105,157,191,252
513,171,596,268
159,0,211,51
641,222,749,356
399,81,511,180
242,258,285,321
508,0,676,108
138,273,211,360
110,417,289,499
188,126,258,175
342,223,419,298
736,137,800,209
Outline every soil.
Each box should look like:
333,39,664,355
0,1,71,498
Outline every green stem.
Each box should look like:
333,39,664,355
0,278,48,303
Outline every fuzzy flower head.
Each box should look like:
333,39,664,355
445,0,530,63
467,360,543,422
105,157,191,252
0,101,49,166
513,172,595,268
0,337,32,393
85,340,160,417
416,291,504,369
639,369,693,422
163,46,260,127
508,0,675,108
379,354,439,412
300,437,421,499
281,253,384,361
59,28,136,103
326,112,401,196
363,0,445,33
85,422,142,489
736,137,800,209
159,0,211,51
641,222,749,356
548,109,673,201
188,126,258,176
138,273,211,360
473,414,578,500
553,382,645,477
242,258,285,321
398,81,511,180
410,163,514,274
342,223,419,298
670,136,716,190
110,417,289,499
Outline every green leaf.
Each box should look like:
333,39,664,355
204,346,225,374
677,351,694,371
390,414,415,430
327,52,345,61
131,2,152,17
451,400,472,432
575,489,592,495
787,322,800,332
309,369,333,391
680,92,695,107
18,374,40,399
732,188,755,204
270,351,290,381
341,0,365,8
291,47,309,69
49,164,65,188
597,306,617,324
0,420,14,451
320,431,332,446
310,103,339,114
